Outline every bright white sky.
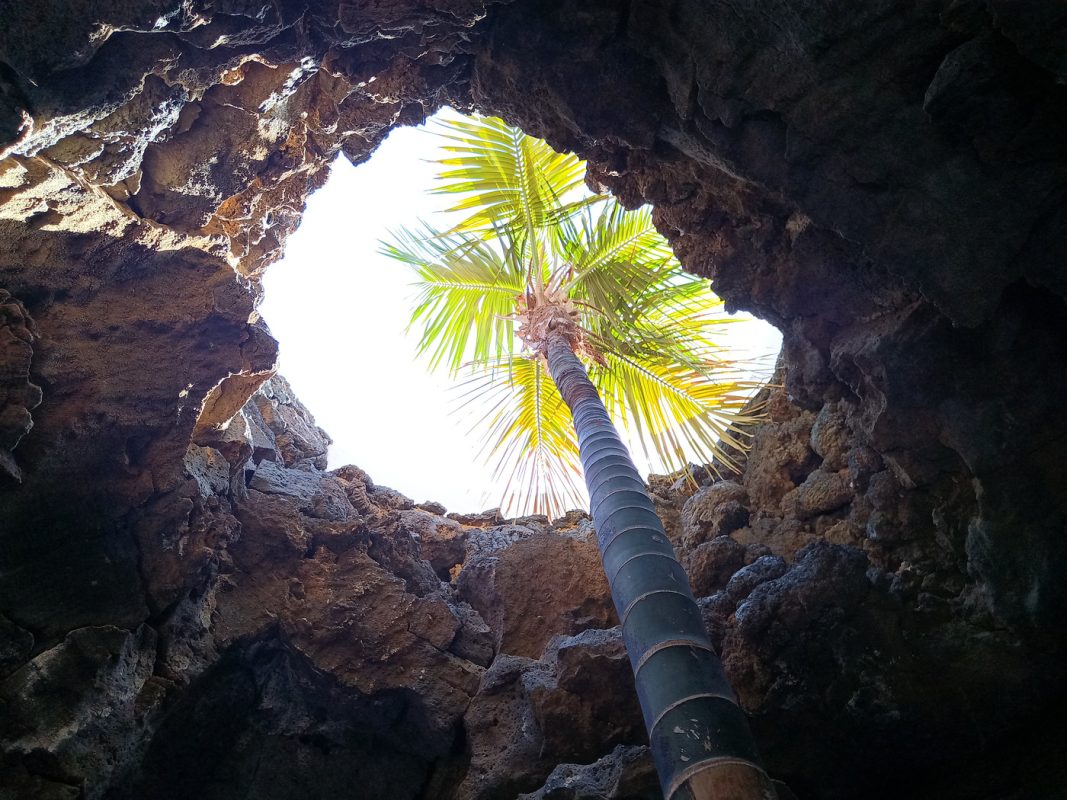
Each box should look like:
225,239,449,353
259,108,781,515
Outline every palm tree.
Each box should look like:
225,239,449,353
382,114,777,799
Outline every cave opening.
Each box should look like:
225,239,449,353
258,106,782,517
4,4,1066,798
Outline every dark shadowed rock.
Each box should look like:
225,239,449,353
458,628,644,800
114,638,438,800
0,613,33,679
0,290,41,482
684,534,749,597
519,745,659,800
726,555,790,604
0,625,158,797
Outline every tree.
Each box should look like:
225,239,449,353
382,114,777,799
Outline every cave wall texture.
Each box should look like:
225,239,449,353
1,1,1066,798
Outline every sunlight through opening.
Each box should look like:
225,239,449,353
259,108,782,516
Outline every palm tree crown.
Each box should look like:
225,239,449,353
381,114,760,517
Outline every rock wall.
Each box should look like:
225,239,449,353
2,2,1066,799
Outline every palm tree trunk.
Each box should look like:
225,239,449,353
545,330,778,800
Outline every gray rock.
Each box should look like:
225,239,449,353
183,443,231,497
0,625,158,798
726,555,789,603
519,745,658,799
247,459,322,503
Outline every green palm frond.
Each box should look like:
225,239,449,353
602,285,740,372
591,352,762,476
380,224,525,375
588,279,762,475
564,203,675,283
562,206,667,328
432,115,604,265
454,357,586,516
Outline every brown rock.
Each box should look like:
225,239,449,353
742,406,819,510
459,629,643,800
457,528,616,659
218,540,483,732
685,535,749,597
787,469,853,519
732,518,817,563
679,480,750,548
810,402,852,471
530,628,643,762
457,655,552,800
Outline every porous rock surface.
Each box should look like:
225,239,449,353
2,2,1066,799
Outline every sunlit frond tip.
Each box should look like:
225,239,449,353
454,357,587,517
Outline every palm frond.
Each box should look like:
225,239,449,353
608,291,740,370
561,203,687,332
431,115,601,248
566,203,676,282
453,357,587,517
590,352,763,476
380,224,525,375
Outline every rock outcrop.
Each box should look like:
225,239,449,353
2,2,1066,799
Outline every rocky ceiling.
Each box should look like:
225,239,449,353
1,1,1066,798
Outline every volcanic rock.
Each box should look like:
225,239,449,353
2,2,1066,798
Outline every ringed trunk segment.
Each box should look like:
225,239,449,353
545,330,777,800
